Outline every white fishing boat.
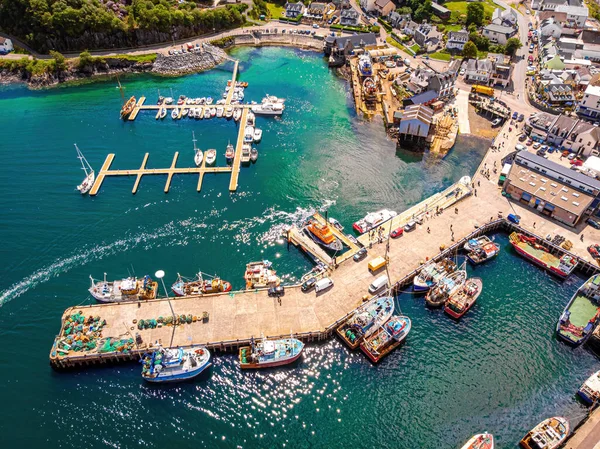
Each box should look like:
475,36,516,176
88,273,158,303
192,132,203,167
578,370,600,405
519,417,569,449
216,106,224,118
250,147,258,162
233,108,242,121
244,126,255,143
251,102,284,116
75,144,95,195
247,111,255,126
262,94,285,104
171,108,180,119
253,128,262,142
463,235,492,252
241,143,251,164
205,149,217,166
141,346,211,383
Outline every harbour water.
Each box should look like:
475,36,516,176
0,47,595,448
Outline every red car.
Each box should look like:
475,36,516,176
391,227,404,238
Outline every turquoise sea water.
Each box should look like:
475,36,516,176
0,47,597,448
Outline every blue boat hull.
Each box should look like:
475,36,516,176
144,361,212,383
577,389,594,405
413,283,431,292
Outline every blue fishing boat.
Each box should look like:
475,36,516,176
141,346,211,383
239,337,304,369
360,315,411,363
336,296,395,349
413,258,457,292
425,262,467,308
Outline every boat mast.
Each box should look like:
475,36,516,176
116,74,125,106
74,144,93,176
192,131,198,152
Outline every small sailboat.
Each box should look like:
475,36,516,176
171,108,180,119
204,108,211,119
141,346,211,383
519,417,569,449
216,106,224,118
192,132,203,167
250,147,258,163
253,128,262,142
164,97,174,105
205,149,217,166
225,106,233,119
239,337,304,369
233,108,242,121
181,108,189,117
75,144,95,195
206,96,213,105
460,433,494,449
225,142,235,163
159,108,167,119
120,96,136,119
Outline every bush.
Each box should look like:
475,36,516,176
371,25,381,33
377,17,392,32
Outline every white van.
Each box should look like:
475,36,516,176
369,275,388,294
315,277,334,293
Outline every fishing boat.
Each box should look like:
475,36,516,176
578,370,600,405
239,337,304,369
460,433,494,449
171,108,180,119
425,263,467,308
205,149,217,166
358,54,373,77
556,273,600,346
225,142,235,163
216,106,224,118
250,147,258,163
141,346,211,383
444,277,483,319
233,108,242,121
328,217,344,232
171,272,232,296
262,95,285,104
244,126,255,143
254,128,262,142
241,143,251,165
360,315,411,363
362,77,377,98
467,242,500,265
413,258,457,292
335,296,395,349
120,96,136,119
192,132,203,167
509,232,577,278
159,107,167,119
519,417,569,449
88,273,158,303
463,235,492,252
75,144,95,195
353,209,397,234
304,219,343,251
244,260,280,289
251,102,284,116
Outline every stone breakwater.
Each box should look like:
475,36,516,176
152,44,228,76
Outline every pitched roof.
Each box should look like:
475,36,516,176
407,90,439,105
401,104,434,124
484,23,515,34
374,0,392,9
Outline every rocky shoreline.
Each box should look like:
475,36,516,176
151,44,228,76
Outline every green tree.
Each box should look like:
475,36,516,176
396,6,412,15
49,50,67,72
462,41,478,59
468,23,477,33
466,2,484,27
78,50,94,70
505,37,523,55
413,0,432,22
469,32,490,51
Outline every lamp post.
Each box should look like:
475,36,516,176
155,270,169,298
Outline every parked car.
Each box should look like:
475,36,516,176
568,153,576,160
532,143,541,149
547,146,555,153
507,214,520,224
315,278,334,294
268,286,285,297
301,277,317,292
404,221,416,232
353,247,368,262
518,114,524,122
571,159,583,166
526,138,533,145
587,218,600,229
460,68,466,75
512,111,518,120
515,144,526,151
390,227,404,238
491,118,502,127
313,24,319,28
536,149,546,156
540,145,548,152
519,134,527,142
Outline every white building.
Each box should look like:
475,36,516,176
577,85,600,120
555,5,589,28
482,24,516,45
0,37,13,54
398,104,433,138
446,30,469,51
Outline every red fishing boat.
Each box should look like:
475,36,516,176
444,278,483,319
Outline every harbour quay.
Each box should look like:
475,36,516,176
49,118,600,368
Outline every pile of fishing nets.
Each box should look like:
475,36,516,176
136,314,197,330
55,312,107,356
97,337,135,354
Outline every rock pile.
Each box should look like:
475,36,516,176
152,43,228,76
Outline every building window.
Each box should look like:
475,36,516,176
541,169,547,173
558,176,564,181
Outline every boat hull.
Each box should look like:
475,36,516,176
460,433,494,449
144,361,211,383
511,242,569,278
413,282,432,292
240,350,302,369
304,227,343,251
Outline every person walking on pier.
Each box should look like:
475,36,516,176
427,227,430,234
581,234,584,242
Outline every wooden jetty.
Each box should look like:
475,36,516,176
89,153,232,196
225,60,240,105
287,225,334,267
229,108,248,191
128,97,146,121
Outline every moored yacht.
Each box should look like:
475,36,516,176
353,209,397,234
